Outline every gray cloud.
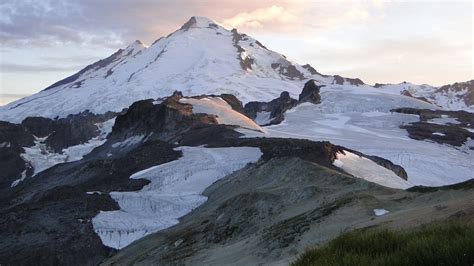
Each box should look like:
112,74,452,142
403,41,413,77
0,63,83,72
0,0,297,48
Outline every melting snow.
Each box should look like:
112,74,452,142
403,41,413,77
111,134,146,148
0,142,11,148
180,97,263,132
255,111,272,125
373,209,389,216
15,118,115,186
92,146,262,249
427,117,460,125
333,150,412,190
10,170,27,188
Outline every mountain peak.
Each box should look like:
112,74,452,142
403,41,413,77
124,39,147,54
180,16,220,31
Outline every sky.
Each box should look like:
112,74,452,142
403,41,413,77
0,0,473,105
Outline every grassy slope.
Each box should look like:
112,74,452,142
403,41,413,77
292,222,474,266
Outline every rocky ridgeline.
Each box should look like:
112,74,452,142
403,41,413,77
244,79,322,125
0,111,116,190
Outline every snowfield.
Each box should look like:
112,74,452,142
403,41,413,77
263,87,474,187
12,118,115,187
92,146,262,249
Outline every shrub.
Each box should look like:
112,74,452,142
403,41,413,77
292,222,474,266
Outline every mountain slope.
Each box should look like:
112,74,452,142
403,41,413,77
0,17,312,122
2,16,440,123
375,80,474,111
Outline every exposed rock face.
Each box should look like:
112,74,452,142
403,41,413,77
374,83,387,88
271,62,305,80
392,108,474,127
0,111,117,190
244,91,298,125
109,93,219,142
0,140,180,266
299,79,322,104
0,121,35,189
392,108,474,147
22,111,116,153
244,80,323,126
436,80,474,106
401,90,431,103
231,29,254,71
302,64,328,77
400,122,473,147
332,75,364,86
179,16,197,31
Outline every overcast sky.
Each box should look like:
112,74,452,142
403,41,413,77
0,0,472,105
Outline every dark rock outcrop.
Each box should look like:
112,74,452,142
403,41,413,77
400,122,473,147
391,108,474,149
0,140,180,266
437,80,474,106
0,111,116,190
401,90,431,103
302,64,328,77
0,121,35,189
333,75,364,86
109,93,219,142
392,108,474,127
392,108,474,147
22,111,116,153
271,62,304,80
299,79,322,104
374,83,388,88
231,29,254,71
244,91,298,125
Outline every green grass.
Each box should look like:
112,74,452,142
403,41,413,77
292,222,474,266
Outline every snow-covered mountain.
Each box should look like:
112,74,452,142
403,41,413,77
0,16,414,122
1,16,473,265
0,17,309,122
2,17,472,123
374,80,474,111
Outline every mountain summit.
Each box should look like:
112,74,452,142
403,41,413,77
0,16,363,122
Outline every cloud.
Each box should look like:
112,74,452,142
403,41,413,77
0,93,31,106
222,5,298,29
0,63,83,73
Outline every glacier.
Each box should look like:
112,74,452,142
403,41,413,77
92,146,262,249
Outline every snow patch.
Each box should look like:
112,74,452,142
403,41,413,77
16,118,115,186
373,209,389,216
254,111,272,125
428,117,460,125
111,134,146,148
180,97,263,132
92,146,262,249
432,132,445,136
333,150,412,190
10,170,27,188
0,142,11,148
